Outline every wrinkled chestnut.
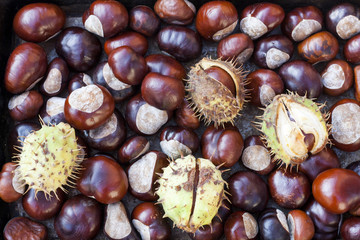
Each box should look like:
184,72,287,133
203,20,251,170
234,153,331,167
67,73,93,93
253,34,294,69
160,126,199,158
224,211,258,240
344,34,360,64
201,124,243,167
104,31,148,56
326,3,360,39
4,217,47,240
340,217,360,240
279,60,322,98
145,54,186,81
5,42,47,94
118,136,150,164
155,0,195,25
77,155,128,204
131,202,171,240
130,5,160,37
258,208,290,240
40,97,66,125
54,195,102,240
128,151,168,201
0,163,24,203
282,5,323,42
175,98,200,130
82,0,128,38
65,84,115,130
321,59,353,96
13,3,65,42
217,33,254,65
228,171,269,212
56,27,101,72
8,90,43,121
241,135,275,175
7,122,40,157
355,65,360,102
157,25,202,61
141,72,185,111
288,209,315,240
240,3,285,40
298,31,339,64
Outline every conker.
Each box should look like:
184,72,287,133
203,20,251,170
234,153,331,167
104,31,149,56
130,5,160,37
175,98,200,130
344,34,360,64
8,90,43,121
145,54,186,81
321,59,353,96
217,33,254,65
154,0,195,25
118,136,150,164
4,217,47,240
258,208,290,240
224,211,258,240
0,163,24,203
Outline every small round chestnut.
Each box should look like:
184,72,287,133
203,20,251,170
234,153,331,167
175,98,200,130
344,34,360,64
39,97,66,125
118,136,150,164
340,217,360,240
288,209,315,240
258,208,290,240
354,65,360,102
217,33,254,65
196,1,238,41
67,73,93,93
130,5,160,37
282,5,323,42
4,217,48,240
253,34,294,69
240,3,285,40
0,163,24,203
8,90,43,121
321,59,353,96
13,3,65,42
131,202,171,240
104,31,149,56
224,211,258,240
145,54,186,81
154,0,195,25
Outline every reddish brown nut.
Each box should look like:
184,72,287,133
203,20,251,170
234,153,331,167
340,217,360,240
145,54,186,81
8,90,43,121
217,33,254,65
344,34,360,64
282,6,323,42
298,31,339,64
258,208,290,240
65,84,115,130
321,59,353,96
131,202,171,240
0,163,24,203
130,5,160,37
196,1,238,41
240,3,285,40
13,3,65,42
104,31,149,56
175,98,200,130
82,0,128,38
128,151,168,201
141,72,185,111
4,217,47,240
5,42,47,94
224,211,258,240
355,65,360,102
241,135,275,175
108,46,148,85
67,73,93,93
288,209,315,240
329,99,360,151
154,0,195,25
326,3,360,39
253,35,294,69
118,136,150,164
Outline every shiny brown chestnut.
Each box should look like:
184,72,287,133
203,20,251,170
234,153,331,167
64,84,115,130
340,217,360,240
8,90,43,121
130,5,160,37
145,54,186,81
7,122,40,157
196,1,238,41
160,126,199,159
253,34,293,69
131,202,171,240
241,135,275,175
279,60,322,98
0,163,24,203
268,167,310,209
82,0,128,38
13,3,65,42
128,151,168,201
355,65,360,102
258,208,290,240
217,33,254,65
104,31,149,56
126,94,171,136
224,211,258,240
5,42,47,94
54,195,102,240
108,46,148,85
154,0,195,25
201,124,243,167
4,217,48,240
329,98,360,151
298,31,339,64
344,34,360,64
175,98,200,130
77,155,128,204
321,59,353,96
141,72,185,111
157,25,202,61
326,3,360,39
240,3,285,40
118,136,150,164
40,97,67,125
39,57,69,97
67,73,93,93
288,209,315,240
282,5,323,42
56,27,101,72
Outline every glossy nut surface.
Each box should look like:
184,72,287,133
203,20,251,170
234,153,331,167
258,208,289,240
217,33,254,65
344,34,360,64
0,163,23,203
321,59,353,96
130,5,160,37
13,3,65,42
40,57,69,97
145,54,186,81
7,122,41,157
67,73,93,93
104,31,148,56
118,136,150,164
175,98,200,130
154,0,195,25
4,217,47,240
224,211,258,240
288,209,315,240
340,217,360,240
8,90,43,121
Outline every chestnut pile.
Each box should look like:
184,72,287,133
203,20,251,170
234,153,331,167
2,0,360,239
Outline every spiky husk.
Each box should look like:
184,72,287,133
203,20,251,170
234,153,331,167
156,155,226,233
14,121,82,198
186,57,248,127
